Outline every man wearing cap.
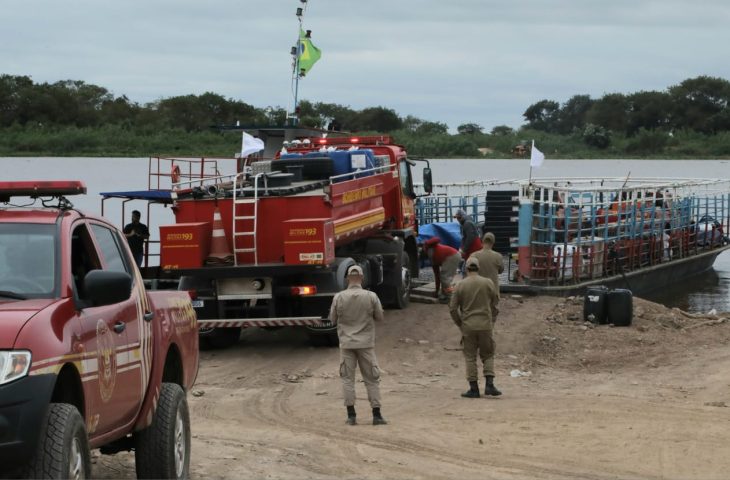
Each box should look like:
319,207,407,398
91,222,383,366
469,232,504,298
329,265,387,426
422,237,461,304
449,257,502,398
454,209,482,259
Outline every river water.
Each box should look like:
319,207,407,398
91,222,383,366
2,157,729,313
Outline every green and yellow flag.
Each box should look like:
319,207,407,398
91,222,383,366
298,29,322,76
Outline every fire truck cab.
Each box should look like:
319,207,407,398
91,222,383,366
0,181,198,479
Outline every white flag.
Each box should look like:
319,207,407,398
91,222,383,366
240,131,265,157
530,140,545,168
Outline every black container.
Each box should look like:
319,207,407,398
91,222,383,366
607,288,633,326
258,173,294,188
583,286,609,324
285,165,304,182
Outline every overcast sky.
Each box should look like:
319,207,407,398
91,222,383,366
3,0,730,131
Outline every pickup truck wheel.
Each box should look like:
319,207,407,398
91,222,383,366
199,327,241,350
135,383,191,480
24,403,91,480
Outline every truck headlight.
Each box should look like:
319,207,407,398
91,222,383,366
0,350,32,385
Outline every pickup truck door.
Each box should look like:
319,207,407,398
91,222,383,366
71,222,143,435
89,222,148,428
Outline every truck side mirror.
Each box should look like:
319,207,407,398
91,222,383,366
423,167,433,194
84,270,133,307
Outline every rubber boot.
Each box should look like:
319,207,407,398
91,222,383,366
484,375,502,396
461,380,480,398
372,407,388,426
346,405,357,425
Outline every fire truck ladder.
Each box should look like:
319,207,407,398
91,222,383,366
232,173,262,266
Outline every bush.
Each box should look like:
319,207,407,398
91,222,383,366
624,128,668,154
582,124,611,149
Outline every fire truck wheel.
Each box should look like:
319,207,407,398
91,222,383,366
198,327,241,350
393,252,411,309
135,383,191,480
307,328,339,347
24,403,91,480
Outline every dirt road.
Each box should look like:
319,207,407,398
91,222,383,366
94,296,730,479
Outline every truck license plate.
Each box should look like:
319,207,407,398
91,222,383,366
191,300,204,308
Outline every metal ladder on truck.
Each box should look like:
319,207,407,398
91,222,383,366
232,172,263,266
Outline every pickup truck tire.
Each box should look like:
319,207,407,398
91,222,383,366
23,403,91,480
199,327,241,350
135,383,191,480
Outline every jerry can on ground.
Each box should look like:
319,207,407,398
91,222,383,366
607,288,633,326
583,285,609,324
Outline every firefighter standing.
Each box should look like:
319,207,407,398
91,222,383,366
449,257,502,398
422,237,461,304
454,209,482,259
469,232,504,297
329,265,388,426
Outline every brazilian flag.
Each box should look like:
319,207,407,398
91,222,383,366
298,29,322,76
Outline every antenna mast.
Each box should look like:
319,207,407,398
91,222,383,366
288,0,309,126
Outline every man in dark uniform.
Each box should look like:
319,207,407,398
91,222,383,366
454,209,482,259
449,257,502,398
123,210,150,267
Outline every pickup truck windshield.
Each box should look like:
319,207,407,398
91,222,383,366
0,224,56,298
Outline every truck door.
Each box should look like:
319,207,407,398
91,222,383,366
91,223,149,428
399,159,416,229
71,222,141,435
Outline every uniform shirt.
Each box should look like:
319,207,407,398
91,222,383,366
329,284,384,349
123,221,150,255
459,218,482,257
449,274,499,331
469,247,504,290
426,242,460,292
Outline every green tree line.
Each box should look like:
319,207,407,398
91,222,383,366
1,73,729,157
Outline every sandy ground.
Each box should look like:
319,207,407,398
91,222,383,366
93,295,730,479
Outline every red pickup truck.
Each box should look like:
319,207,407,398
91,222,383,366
0,181,198,479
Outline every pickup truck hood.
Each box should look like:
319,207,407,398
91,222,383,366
0,299,57,348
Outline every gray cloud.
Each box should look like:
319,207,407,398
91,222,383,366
3,0,730,131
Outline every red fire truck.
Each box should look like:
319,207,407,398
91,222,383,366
103,129,432,348
0,181,198,479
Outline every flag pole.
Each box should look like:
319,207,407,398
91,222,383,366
290,3,307,126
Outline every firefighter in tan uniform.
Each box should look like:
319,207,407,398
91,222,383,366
329,265,387,425
449,257,502,398
469,232,504,294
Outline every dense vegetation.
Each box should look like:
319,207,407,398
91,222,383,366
1,74,729,158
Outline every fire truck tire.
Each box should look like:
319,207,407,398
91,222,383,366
199,327,242,350
135,383,191,480
392,251,411,309
23,403,91,480
307,328,339,347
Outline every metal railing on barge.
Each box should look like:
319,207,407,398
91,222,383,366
415,178,730,287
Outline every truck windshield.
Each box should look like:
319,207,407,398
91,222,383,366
0,224,56,299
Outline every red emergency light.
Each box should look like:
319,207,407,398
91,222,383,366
0,181,87,201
